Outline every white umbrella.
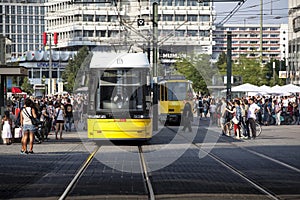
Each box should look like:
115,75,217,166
231,83,261,92
269,85,283,94
259,85,271,93
280,84,300,93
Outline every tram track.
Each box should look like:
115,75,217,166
138,146,155,200
167,126,282,200
59,146,101,200
58,145,154,200
206,126,300,174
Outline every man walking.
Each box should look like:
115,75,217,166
247,98,260,139
64,99,73,132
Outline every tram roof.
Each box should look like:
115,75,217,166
90,52,150,69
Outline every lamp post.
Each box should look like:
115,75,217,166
43,32,58,95
49,34,53,95
273,61,276,82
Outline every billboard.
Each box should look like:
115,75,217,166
279,71,287,78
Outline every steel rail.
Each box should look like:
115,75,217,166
207,126,300,174
138,146,155,200
167,126,280,200
59,146,100,200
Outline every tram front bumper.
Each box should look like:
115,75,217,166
88,118,152,140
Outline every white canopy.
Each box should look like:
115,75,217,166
231,83,262,92
269,85,284,94
259,85,271,93
280,84,300,93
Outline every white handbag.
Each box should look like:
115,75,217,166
232,116,239,124
14,127,23,138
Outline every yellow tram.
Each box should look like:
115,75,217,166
86,52,152,140
158,76,194,125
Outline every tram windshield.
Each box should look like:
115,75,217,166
166,82,187,101
95,69,148,113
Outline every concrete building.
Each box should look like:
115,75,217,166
45,0,215,65
0,0,46,58
288,0,300,85
213,24,288,65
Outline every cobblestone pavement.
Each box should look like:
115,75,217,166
0,121,299,200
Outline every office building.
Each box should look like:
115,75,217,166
0,0,46,58
45,0,215,65
288,0,300,85
213,24,288,65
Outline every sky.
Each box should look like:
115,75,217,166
214,0,288,25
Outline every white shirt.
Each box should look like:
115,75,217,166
55,108,65,121
247,103,260,120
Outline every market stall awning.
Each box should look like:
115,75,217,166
11,87,22,94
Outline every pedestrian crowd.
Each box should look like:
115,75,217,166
1,93,87,154
192,94,300,139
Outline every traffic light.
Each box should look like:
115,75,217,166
43,32,47,46
53,32,58,45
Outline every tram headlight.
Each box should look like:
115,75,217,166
133,114,145,119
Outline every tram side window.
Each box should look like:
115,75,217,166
160,84,164,101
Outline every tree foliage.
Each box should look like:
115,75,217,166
62,46,89,92
173,53,219,95
216,54,286,87
21,77,33,94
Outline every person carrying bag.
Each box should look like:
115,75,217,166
20,98,37,154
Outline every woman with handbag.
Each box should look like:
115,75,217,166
55,104,66,140
226,100,242,139
20,98,37,154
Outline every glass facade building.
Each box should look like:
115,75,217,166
0,0,46,58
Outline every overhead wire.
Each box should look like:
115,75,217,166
216,0,287,25
217,0,248,26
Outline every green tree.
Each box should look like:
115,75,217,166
264,59,286,86
216,55,269,86
62,46,89,92
21,77,33,94
173,53,219,95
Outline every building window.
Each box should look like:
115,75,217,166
23,16,27,24
187,15,197,21
11,6,15,14
199,15,210,22
108,15,118,22
162,0,173,6
187,0,197,6
23,6,27,14
17,16,22,24
175,15,185,21
83,15,94,22
96,15,106,22
175,0,185,6
35,6,39,15
270,34,279,37
163,15,173,21
175,30,185,37
17,6,22,14
29,16,33,24
29,6,33,14
11,16,15,23
270,27,279,31
17,25,22,33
